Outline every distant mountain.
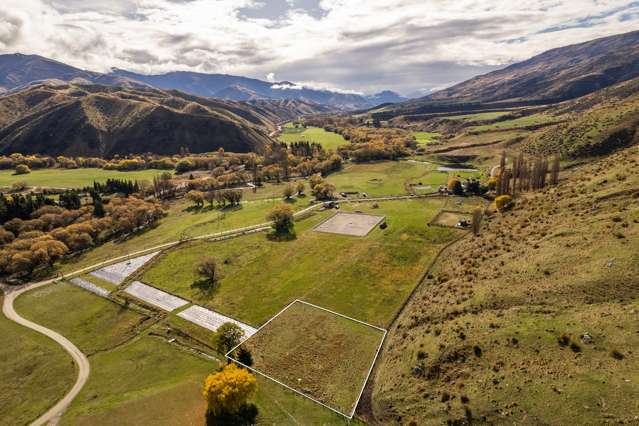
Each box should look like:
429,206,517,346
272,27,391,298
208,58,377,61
378,30,639,117
0,82,277,156
0,53,147,93
109,69,377,109
364,90,407,104
0,53,407,110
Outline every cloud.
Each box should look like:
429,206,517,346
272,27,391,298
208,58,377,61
0,11,23,47
266,72,276,82
0,0,638,95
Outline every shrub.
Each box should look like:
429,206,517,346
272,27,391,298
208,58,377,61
495,195,514,211
14,164,31,175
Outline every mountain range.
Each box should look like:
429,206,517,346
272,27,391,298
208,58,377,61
0,54,406,110
376,30,639,118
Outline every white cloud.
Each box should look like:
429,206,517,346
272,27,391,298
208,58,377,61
266,72,276,82
0,0,637,94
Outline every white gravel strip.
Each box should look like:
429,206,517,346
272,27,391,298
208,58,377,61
124,281,189,311
437,166,478,172
178,305,257,337
69,278,110,298
90,252,159,284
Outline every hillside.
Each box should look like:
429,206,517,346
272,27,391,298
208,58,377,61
523,76,639,158
369,144,639,425
377,30,639,117
0,83,275,156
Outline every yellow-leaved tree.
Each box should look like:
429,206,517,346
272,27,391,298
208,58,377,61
203,363,257,416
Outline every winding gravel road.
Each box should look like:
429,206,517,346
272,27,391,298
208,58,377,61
2,279,90,426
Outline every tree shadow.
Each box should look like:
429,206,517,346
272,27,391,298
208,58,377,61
266,230,297,242
205,404,258,426
191,278,220,297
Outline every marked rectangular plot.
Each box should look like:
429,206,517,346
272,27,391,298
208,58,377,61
228,300,386,418
124,281,188,312
69,277,110,298
313,212,385,237
90,252,159,285
178,305,257,337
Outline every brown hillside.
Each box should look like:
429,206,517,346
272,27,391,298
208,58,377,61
369,146,639,424
0,83,276,156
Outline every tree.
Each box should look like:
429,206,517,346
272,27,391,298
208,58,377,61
196,257,218,285
471,207,483,236
267,204,294,235
215,322,244,354
203,363,257,417
14,164,31,175
295,181,305,196
187,190,205,208
175,159,193,174
283,183,295,200
447,179,463,196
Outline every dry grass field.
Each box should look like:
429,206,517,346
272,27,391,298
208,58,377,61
370,144,639,425
231,301,385,416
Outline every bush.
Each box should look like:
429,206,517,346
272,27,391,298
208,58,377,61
495,195,514,211
14,164,31,175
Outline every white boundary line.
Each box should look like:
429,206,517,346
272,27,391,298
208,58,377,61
225,299,387,419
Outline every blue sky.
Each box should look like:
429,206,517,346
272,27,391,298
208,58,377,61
0,0,638,96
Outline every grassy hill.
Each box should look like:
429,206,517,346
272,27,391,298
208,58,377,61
369,144,639,424
0,82,276,156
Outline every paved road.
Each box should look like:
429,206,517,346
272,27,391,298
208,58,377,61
2,280,90,426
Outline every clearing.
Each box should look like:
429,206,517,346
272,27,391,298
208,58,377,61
229,300,385,417
314,212,385,237
142,198,459,326
0,168,164,189
278,125,348,151
413,131,441,145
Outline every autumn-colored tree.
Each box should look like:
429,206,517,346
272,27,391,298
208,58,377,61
14,164,31,175
203,363,257,416
283,183,295,200
187,190,205,208
295,181,305,195
267,204,294,235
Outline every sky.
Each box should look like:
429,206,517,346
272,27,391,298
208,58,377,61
1,0,638,96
